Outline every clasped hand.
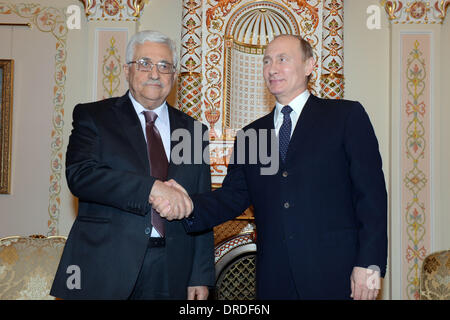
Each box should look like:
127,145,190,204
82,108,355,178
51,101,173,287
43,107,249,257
149,179,193,220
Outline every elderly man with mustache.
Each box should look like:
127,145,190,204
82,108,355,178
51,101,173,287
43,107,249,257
50,30,215,300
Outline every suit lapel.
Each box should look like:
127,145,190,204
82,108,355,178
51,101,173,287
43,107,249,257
285,94,320,164
113,96,190,180
258,109,276,164
112,92,150,174
259,108,276,131
167,105,188,180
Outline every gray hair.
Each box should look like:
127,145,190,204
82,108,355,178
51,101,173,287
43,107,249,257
126,30,178,68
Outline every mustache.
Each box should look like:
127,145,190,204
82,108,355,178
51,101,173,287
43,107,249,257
143,79,163,87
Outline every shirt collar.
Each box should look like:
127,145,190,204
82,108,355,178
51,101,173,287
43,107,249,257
128,91,168,124
274,90,310,122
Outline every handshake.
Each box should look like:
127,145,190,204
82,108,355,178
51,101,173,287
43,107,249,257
149,179,193,220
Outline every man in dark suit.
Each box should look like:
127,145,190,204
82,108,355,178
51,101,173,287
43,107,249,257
50,30,215,300
154,35,388,300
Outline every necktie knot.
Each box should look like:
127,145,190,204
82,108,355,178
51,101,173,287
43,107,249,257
281,105,293,117
143,110,158,124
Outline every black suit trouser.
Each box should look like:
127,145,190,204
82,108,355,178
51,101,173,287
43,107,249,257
129,243,169,300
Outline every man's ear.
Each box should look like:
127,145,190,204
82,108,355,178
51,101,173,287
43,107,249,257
305,57,315,77
123,63,130,80
172,70,178,83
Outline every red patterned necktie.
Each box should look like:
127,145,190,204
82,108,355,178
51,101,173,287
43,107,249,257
143,111,168,237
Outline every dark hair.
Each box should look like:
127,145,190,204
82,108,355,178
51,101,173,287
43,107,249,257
299,36,314,84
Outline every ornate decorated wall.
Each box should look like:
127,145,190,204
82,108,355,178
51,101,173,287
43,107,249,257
381,0,450,300
0,0,449,300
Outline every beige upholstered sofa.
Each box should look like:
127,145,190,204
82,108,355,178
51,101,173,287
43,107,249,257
0,235,66,300
420,249,450,300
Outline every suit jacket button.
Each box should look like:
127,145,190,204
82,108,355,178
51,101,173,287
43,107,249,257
282,171,288,177
284,202,290,209
145,227,151,235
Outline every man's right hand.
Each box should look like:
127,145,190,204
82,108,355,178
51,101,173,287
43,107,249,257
149,180,193,220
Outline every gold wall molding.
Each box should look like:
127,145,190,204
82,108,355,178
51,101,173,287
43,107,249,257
79,0,149,21
382,0,449,24
0,22,30,27
0,59,13,194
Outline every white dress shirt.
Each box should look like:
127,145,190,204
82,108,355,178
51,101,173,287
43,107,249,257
129,92,171,237
128,92,171,160
273,90,310,138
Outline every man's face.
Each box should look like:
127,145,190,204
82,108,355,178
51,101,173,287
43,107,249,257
124,41,176,110
263,36,314,105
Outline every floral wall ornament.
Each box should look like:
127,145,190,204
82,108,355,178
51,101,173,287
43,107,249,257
434,0,450,18
79,0,96,15
177,0,204,121
401,35,431,300
320,0,344,99
206,0,242,28
283,0,320,30
102,37,122,99
104,0,121,16
78,0,149,21
127,0,149,17
381,0,450,24
95,30,128,101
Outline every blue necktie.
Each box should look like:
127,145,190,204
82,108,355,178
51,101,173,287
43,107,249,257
279,105,293,163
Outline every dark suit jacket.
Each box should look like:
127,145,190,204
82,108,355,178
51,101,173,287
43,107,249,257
51,92,215,299
186,94,388,299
